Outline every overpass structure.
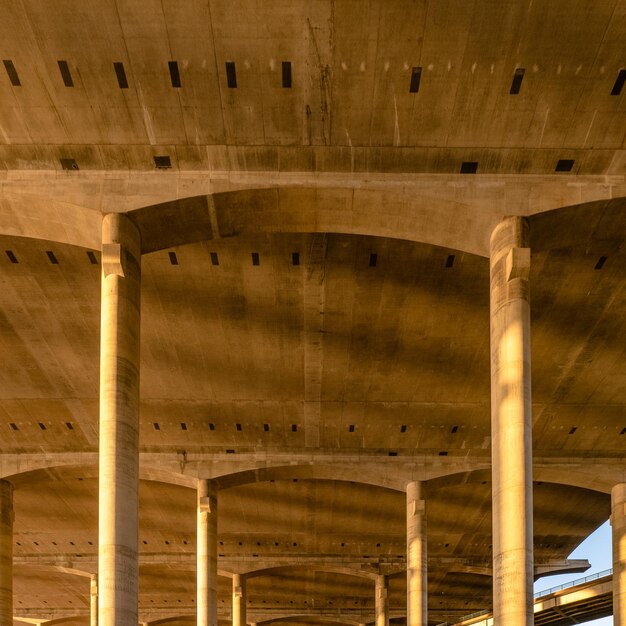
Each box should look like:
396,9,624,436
0,1,625,626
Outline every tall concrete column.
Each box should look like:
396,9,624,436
98,213,141,626
232,574,246,626
407,481,427,626
375,575,389,626
612,483,626,626
489,216,533,626
91,574,98,626
0,480,13,624
198,479,218,626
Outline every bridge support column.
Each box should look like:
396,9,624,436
198,479,218,626
613,483,626,626
407,481,427,626
375,574,389,626
90,574,98,626
490,216,533,626
0,480,12,624
98,213,141,626
233,574,247,626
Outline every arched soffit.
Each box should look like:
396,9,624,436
38,617,89,626
256,616,363,626
143,618,195,626
245,564,376,582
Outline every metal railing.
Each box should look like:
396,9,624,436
436,567,614,626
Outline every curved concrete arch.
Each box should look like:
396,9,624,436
143,617,195,625
255,615,365,626
244,564,377,582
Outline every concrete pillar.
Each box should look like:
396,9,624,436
489,216,533,626
98,213,141,626
375,575,389,626
612,483,626,626
90,574,98,626
232,574,246,626
198,479,218,626
407,481,427,626
0,480,13,624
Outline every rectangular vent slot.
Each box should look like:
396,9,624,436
57,60,74,87
168,251,178,265
594,256,607,270
38,422,46,430
291,424,297,432
114,62,128,88
168,61,181,88
409,66,422,93
154,155,171,169
65,422,73,430
348,424,355,432
509,68,525,94
439,450,448,456
292,252,300,266
369,253,378,267
210,252,219,266
226,449,235,454
3,60,21,86
569,427,577,434
236,423,242,431
6,250,18,264
460,161,478,174
555,159,574,172
226,61,237,88
87,251,98,264
153,423,160,431
388,451,398,456
46,251,59,265
400,425,407,433
208,423,215,431
611,69,626,95
180,422,187,431
282,61,292,88
451,425,458,434
620,428,626,435
60,158,79,170
445,254,455,268
251,252,260,266
9,423,18,431
263,423,270,432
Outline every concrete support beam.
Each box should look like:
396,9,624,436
407,481,427,626
0,480,12,624
233,574,247,626
489,216,533,626
375,575,389,626
198,479,218,626
98,213,141,626
613,483,626,626
91,574,98,626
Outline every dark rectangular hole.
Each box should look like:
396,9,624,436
445,254,455,268
291,424,297,432
451,425,458,434
57,60,74,87
400,425,407,433
3,60,21,86
594,256,607,270
369,253,378,267
263,423,270,432
509,68,525,94
555,159,575,172
348,424,355,432
226,61,237,88
282,61,292,88
180,422,187,431
60,158,79,170
439,450,448,456
569,427,577,435
409,66,422,93
38,422,46,430
208,423,215,431
210,252,219,266
46,251,59,265
388,451,398,456
65,422,73,430
168,251,178,265
168,61,181,88
620,428,626,435
5,250,18,264
292,252,300,266
153,423,160,430
113,62,128,88
252,252,260,266
87,251,98,264
460,161,478,174
226,449,235,454
611,69,626,96
236,423,242,431
154,155,171,169
9,423,18,431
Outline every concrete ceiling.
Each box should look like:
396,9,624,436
0,1,625,625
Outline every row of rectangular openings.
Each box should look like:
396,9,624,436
461,159,576,174
153,422,300,432
8,422,74,430
2,59,623,96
